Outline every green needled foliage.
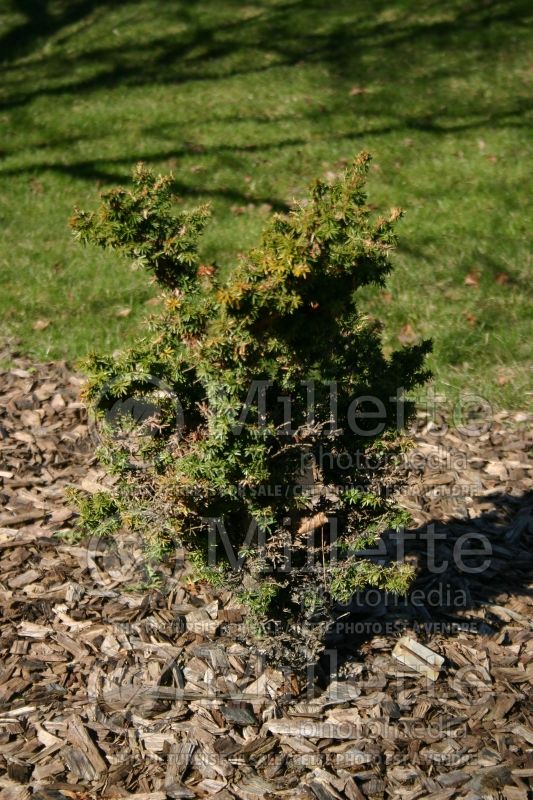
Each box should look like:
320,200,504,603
71,154,431,666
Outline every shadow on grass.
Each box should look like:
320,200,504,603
0,0,109,62
0,0,531,207
2,2,531,107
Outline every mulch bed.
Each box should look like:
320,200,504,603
0,357,531,800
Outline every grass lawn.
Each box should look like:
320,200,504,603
0,0,531,409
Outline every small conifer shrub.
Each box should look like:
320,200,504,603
71,154,431,666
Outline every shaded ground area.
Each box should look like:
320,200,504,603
0,358,532,799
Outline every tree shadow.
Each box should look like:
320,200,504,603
316,489,533,684
0,0,530,148
0,0,109,62
0,0,531,258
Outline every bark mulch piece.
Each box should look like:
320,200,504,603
0,357,532,799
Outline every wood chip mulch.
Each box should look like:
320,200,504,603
0,358,532,800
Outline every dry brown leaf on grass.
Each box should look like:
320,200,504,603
29,178,44,194
144,296,162,307
497,373,511,386
32,319,50,331
398,323,418,344
495,272,510,285
464,271,480,287
115,307,131,317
